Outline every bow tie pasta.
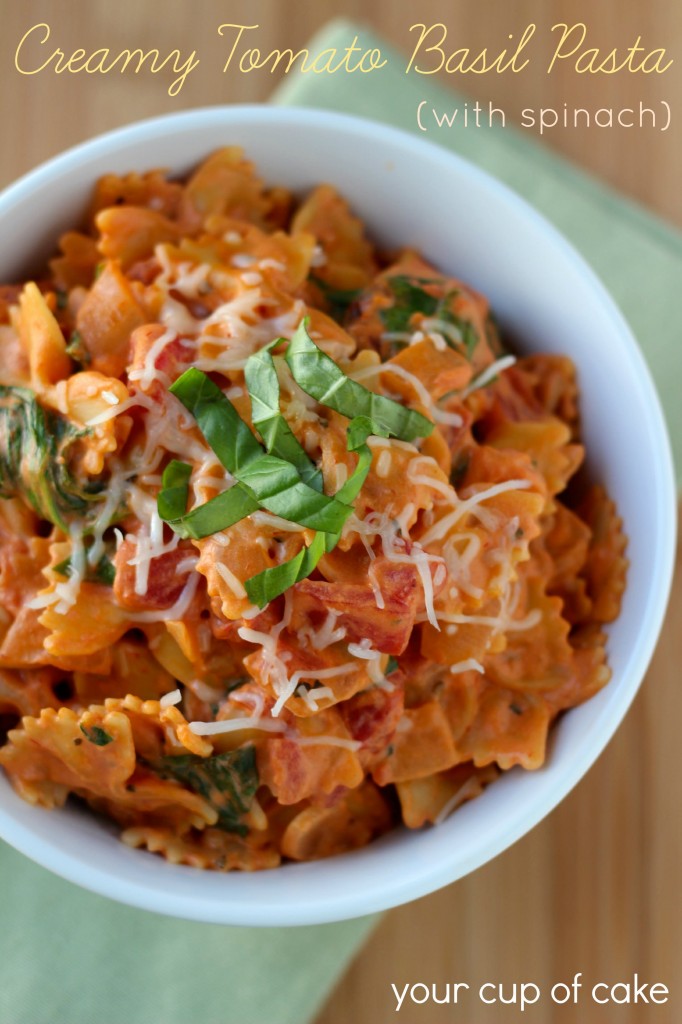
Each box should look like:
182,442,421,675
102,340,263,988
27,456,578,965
0,148,626,869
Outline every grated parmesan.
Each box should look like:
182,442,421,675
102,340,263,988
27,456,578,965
215,562,247,600
450,659,485,675
189,717,287,736
295,735,361,752
128,328,178,391
160,689,182,708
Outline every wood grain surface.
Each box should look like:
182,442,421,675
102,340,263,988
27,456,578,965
0,3,679,1022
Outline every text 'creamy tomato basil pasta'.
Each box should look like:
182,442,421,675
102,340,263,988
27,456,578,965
0,149,627,869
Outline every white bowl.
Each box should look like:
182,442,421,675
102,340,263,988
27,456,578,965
0,106,675,925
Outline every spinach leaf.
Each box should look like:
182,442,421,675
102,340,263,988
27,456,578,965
54,552,116,586
80,724,114,746
309,275,362,321
380,276,480,358
157,746,259,837
380,276,441,333
0,385,103,529
65,330,91,368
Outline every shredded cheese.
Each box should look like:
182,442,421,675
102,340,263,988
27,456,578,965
269,662,358,718
188,679,226,703
375,450,392,478
129,572,199,624
84,391,155,426
461,354,517,398
188,717,287,735
295,684,335,712
434,775,483,825
297,610,347,651
215,562,247,600
258,258,286,272
429,608,542,634
128,328,178,391
419,478,533,547
230,253,254,268
347,640,381,661
450,659,485,675
160,689,182,707
295,735,361,752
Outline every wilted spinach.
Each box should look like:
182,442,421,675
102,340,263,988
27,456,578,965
0,385,103,529
157,746,259,837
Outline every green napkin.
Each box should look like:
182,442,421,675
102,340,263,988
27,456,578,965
2,17,681,1024
274,19,682,485
0,840,376,1024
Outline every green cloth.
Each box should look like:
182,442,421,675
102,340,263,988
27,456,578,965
0,841,376,1024
275,19,682,485
2,17,681,1024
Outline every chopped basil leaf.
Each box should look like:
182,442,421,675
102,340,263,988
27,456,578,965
244,530,327,607
386,656,399,675
235,453,350,533
244,342,323,491
80,724,114,746
156,459,192,520
455,319,479,359
160,318,434,604
285,319,433,443
244,415,385,606
157,746,258,837
321,414,382,551
169,368,263,474
93,557,117,586
157,459,259,540
245,323,433,606
167,368,352,534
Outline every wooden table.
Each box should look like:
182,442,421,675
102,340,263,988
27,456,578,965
1,3,680,1021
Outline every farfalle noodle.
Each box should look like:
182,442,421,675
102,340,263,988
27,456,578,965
0,148,626,869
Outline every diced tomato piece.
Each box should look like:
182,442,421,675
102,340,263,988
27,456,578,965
291,559,420,655
340,680,404,767
127,324,194,399
210,597,284,641
113,539,194,610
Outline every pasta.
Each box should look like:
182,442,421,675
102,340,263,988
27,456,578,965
0,148,627,869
